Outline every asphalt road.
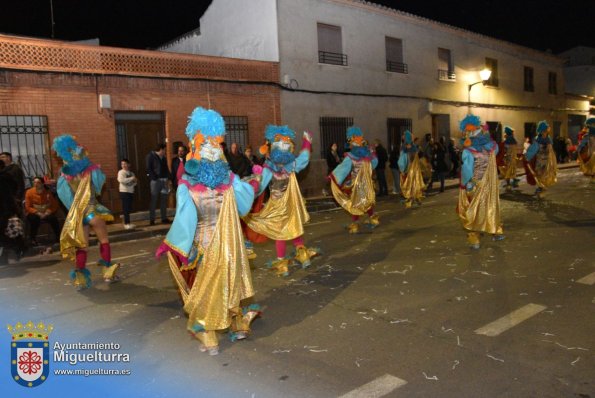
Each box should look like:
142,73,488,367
1,168,594,398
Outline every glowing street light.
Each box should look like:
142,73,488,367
468,68,492,103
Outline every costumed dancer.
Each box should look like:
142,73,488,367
398,130,426,208
524,120,557,198
329,126,379,233
52,135,120,290
156,107,261,356
457,115,504,249
243,125,317,277
498,126,521,191
577,117,595,181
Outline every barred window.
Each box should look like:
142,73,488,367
223,116,249,151
320,116,353,158
0,115,50,186
548,72,557,95
524,66,534,92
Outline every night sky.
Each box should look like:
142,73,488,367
0,0,592,54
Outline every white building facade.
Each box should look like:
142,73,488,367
160,0,591,195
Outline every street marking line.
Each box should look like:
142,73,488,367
339,374,407,398
307,221,332,227
110,252,150,261
576,272,595,285
475,303,547,337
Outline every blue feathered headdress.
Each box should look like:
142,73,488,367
504,126,514,136
404,130,413,145
346,126,363,141
459,114,482,133
264,125,295,142
536,120,549,134
585,117,595,128
52,134,85,164
185,107,226,140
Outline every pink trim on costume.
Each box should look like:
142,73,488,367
178,173,234,193
301,140,312,152
62,164,100,181
346,152,374,162
155,242,189,265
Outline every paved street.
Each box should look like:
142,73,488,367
1,168,594,398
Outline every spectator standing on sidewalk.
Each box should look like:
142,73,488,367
145,143,171,226
24,176,61,245
170,145,187,191
375,139,389,196
389,143,401,195
0,152,26,207
117,159,137,230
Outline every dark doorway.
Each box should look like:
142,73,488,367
568,114,586,144
431,114,450,143
524,122,536,141
486,121,502,143
115,112,165,211
387,118,412,152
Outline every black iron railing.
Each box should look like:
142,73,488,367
386,60,408,74
318,51,348,66
438,69,456,81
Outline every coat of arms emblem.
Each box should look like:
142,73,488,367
7,321,53,387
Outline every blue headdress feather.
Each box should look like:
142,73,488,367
459,114,482,132
404,130,413,145
185,107,226,140
346,126,363,140
585,117,595,129
536,120,549,134
504,126,514,136
52,134,80,163
264,125,295,142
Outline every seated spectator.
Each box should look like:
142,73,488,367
25,176,60,246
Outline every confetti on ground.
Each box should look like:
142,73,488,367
571,357,581,366
422,372,439,381
452,360,460,370
487,354,504,363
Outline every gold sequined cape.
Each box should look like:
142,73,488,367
59,175,91,260
243,173,309,240
330,160,376,216
168,188,254,331
400,153,426,202
458,152,503,235
498,144,519,180
526,145,557,188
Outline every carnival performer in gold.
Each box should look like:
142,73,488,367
498,126,521,191
156,107,261,356
243,125,318,276
577,117,595,181
524,120,557,199
398,130,426,208
457,115,504,249
329,126,379,233
53,135,120,290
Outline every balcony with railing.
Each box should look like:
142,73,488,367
438,69,456,81
386,60,408,74
318,51,348,66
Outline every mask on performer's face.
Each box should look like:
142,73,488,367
199,140,223,162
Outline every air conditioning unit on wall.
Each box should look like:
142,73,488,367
98,94,111,109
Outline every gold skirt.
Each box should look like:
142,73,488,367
168,188,255,332
244,173,310,241
400,154,426,202
458,152,503,235
331,161,376,216
526,146,557,189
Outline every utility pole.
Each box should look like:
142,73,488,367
50,0,55,39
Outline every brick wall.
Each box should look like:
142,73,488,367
0,70,280,213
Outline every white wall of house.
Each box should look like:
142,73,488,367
159,0,279,62
559,47,595,96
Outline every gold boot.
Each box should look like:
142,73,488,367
467,232,480,250
295,245,312,269
270,258,290,277
71,269,91,291
348,222,359,234
368,214,380,227
102,263,121,283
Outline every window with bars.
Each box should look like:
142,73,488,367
485,57,499,87
524,66,534,92
548,72,557,94
319,116,353,158
223,116,249,151
317,23,347,66
438,48,455,81
387,118,412,151
386,37,407,73
0,115,50,186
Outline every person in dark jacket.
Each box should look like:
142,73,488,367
0,160,25,263
0,152,25,205
389,143,401,195
145,143,171,225
226,142,251,178
170,145,187,190
375,139,389,196
326,143,341,174
431,137,450,192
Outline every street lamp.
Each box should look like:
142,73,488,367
468,68,492,103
